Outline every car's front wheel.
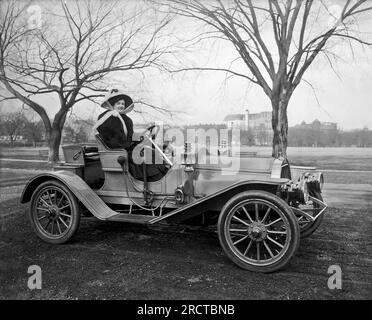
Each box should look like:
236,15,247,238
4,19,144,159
218,191,300,273
29,180,80,244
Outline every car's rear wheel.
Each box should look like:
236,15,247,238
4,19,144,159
218,191,300,273
29,180,80,244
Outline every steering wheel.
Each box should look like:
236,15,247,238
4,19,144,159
138,124,173,167
140,124,160,141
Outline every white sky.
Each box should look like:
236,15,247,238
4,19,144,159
1,0,372,130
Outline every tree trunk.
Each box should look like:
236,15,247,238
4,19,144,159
47,110,68,163
48,126,62,163
271,94,289,159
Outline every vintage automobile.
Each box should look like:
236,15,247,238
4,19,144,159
20,125,327,273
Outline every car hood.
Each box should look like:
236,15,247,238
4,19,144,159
192,155,289,196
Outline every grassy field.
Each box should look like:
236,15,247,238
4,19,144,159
323,171,372,184
1,146,372,170
241,146,372,171
0,147,57,161
0,198,370,300
0,160,52,171
1,146,372,185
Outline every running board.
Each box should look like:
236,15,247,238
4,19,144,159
106,214,154,224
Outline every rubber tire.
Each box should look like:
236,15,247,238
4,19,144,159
218,191,300,273
299,191,324,239
29,180,80,244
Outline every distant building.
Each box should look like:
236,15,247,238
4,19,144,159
319,121,338,131
294,119,338,131
289,119,340,147
223,109,272,145
223,114,246,130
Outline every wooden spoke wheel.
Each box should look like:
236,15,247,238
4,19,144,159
29,180,80,244
218,191,300,273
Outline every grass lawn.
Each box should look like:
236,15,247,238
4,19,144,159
1,160,372,185
0,197,370,300
2,146,372,170
0,160,53,171
241,146,372,171
323,171,372,184
1,146,372,187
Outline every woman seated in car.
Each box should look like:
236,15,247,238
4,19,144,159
94,89,168,181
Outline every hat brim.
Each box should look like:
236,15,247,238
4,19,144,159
101,91,133,110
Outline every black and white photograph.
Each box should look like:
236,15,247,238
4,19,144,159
0,0,371,305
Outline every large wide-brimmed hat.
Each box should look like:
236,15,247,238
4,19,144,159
101,89,134,113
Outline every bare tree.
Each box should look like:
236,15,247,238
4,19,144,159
0,0,173,162
167,0,372,158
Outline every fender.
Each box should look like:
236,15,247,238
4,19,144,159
20,171,119,220
149,179,287,224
